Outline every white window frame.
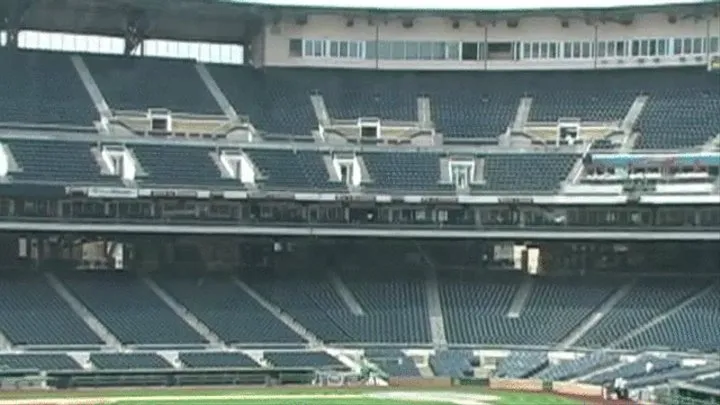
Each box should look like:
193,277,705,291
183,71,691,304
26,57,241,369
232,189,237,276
449,161,474,189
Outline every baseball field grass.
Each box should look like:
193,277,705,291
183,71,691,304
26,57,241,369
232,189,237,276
0,387,591,405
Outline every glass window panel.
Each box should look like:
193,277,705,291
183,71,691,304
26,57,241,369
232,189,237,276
303,39,313,56
648,39,657,56
349,41,359,58
563,42,572,58
658,38,667,55
710,37,719,53
447,42,460,60
419,41,433,60
378,41,392,59
329,41,339,57
582,41,591,58
673,38,683,55
288,38,302,57
616,41,625,56
631,40,640,56
391,41,405,60
572,42,581,58
597,41,606,57
640,40,648,56
549,42,557,58
532,42,540,58
313,40,323,57
683,38,692,54
431,42,445,60
540,42,549,58
405,41,419,60
366,41,377,59
692,37,703,54
523,42,531,59
339,41,348,57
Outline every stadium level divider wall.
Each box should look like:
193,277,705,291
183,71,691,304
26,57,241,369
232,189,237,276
1,367,319,390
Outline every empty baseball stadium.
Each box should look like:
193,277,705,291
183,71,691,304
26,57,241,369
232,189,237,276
59,272,207,345
263,351,346,369
207,66,318,136
1,139,115,185
89,352,172,370
83,54,222,115
439,273,618,346
575,278,707,348
178,352,260,368
130,144,242,188
635,68,720,149
0,50,96,126
244,149,344,190
153,274,304,344
0,353,81,371
0,273,102,346
362,152,452,193
617,283,720,352
428,350,476,377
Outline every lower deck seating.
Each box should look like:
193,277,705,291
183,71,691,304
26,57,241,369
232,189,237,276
0,273,102,345
495,351,548,378
263,352,345,370
90,353,172,370
60,272,206,345
0,354,81,371
179,352,260,368
618,284,720,351
365,349,420,377
429,350,475,378
584,356,680,385
534,352,618,381
440,274,617,346
155,275,303,344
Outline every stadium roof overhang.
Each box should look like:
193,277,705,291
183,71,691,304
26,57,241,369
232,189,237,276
0,0,267,44
2,0,717,43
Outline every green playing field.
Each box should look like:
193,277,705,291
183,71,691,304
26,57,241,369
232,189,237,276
0,387,586,405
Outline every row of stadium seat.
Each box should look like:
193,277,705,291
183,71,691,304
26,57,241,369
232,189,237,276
1,271,717,350
0,351,343,371
1,49,717,148
0,138,577,193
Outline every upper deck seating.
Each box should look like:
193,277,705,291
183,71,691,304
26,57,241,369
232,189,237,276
636,68,720,149
154,275,304,344
207,66,317,136
60,272,206,345
0,354,81,371
84,55,221,115
3,139,117,186
130,144,241,188
427,72,520,138
362,152,452,193
179,352,260,368
0,273,102,345
245,149,343,190
527,70,639,122
0,50,96,126
476,153,577,193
